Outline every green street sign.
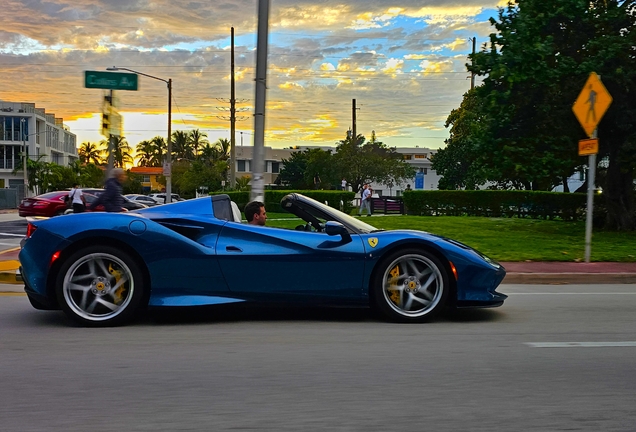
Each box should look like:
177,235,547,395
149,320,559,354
84,71,138,91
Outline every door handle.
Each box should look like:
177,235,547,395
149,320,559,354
226,246,242,252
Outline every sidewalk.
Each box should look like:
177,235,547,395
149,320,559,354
500,261,636,284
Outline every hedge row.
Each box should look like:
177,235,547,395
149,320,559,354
402,190,597,220
211,190,356,214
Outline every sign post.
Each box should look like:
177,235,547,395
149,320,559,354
572,72,612,263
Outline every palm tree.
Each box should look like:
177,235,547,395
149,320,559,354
198,143,217,165
78,141,103,165
136,140,155,167
188,129,209,159
171,130,193,161
214,138,231,161
149,136,166,167
101,136,133,168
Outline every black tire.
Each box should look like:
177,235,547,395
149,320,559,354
55,245,146,327
372,248,449,323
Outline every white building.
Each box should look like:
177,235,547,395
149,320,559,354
0,100,78,191
230,144,440,196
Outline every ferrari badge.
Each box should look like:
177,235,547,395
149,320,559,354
368,238,378,248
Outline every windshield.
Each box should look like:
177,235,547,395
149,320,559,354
290,195,378,233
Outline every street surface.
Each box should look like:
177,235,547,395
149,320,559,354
1,284,636,431
0,219,26,252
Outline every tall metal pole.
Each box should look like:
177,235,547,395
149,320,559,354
584,130,597,263
107,89,114,177
352,99,357,144
166,79,172,203
251,0,270,202
230,27,237,188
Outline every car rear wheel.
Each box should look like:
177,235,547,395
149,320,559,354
372,249,449,323
56,246,145,326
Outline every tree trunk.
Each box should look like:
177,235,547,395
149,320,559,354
562,176,570,193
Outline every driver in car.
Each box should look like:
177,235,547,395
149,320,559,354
245,201,267,226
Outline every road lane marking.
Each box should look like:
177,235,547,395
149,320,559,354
526,342,636,348
0,233,24,237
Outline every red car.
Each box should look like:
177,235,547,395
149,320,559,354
18,191,124,217
18,191,70,217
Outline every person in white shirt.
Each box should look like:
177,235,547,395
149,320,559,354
358,183,372,216
68,183,87,213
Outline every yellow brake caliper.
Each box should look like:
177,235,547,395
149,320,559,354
388,265,400,305
108,263,126,305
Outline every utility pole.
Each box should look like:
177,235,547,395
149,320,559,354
107,90,114,175
352,99,357,145
470,37,476,90
251,0,270,202
230,27,237,188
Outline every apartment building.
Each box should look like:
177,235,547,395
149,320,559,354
0,100,78,191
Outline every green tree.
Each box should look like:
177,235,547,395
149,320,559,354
122,171,143,194
149,136,167,167
101,136,133,168
78,141,103,165
277,150,311,189
135,140,155,167
333,132,414,193
433,90,488,190
172,130,193,161
188,129,209,159
465,0,636,228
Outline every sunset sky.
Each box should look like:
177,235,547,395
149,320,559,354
2,0,507,152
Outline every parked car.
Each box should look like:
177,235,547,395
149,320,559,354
147,193,184,204
125,194,160,207
82,188,147,211
18,191,69,217
19,193,507,326
64,193,127,214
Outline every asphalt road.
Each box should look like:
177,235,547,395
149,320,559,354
0,219,26,251
1,284,636,431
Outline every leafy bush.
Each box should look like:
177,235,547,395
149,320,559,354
402,190,595,221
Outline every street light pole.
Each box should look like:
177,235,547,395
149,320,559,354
106,66,172,203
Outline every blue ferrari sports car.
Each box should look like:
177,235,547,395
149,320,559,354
19,193,507,326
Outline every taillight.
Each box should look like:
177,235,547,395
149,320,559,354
25,223,37,238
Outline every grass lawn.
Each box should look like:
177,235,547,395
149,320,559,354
266,213,636,262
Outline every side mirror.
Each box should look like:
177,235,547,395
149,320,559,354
324,221,351,241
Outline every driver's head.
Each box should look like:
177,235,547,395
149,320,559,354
245,201,267,226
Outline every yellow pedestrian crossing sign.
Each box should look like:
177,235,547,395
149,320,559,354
572,72,612,137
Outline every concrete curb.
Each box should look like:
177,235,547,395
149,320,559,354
502,273,636,285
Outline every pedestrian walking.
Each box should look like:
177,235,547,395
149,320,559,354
90,168,125,212
358,183,372,216
68,183,87,213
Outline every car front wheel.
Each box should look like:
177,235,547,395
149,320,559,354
372,249,449,323
56,246,145,326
